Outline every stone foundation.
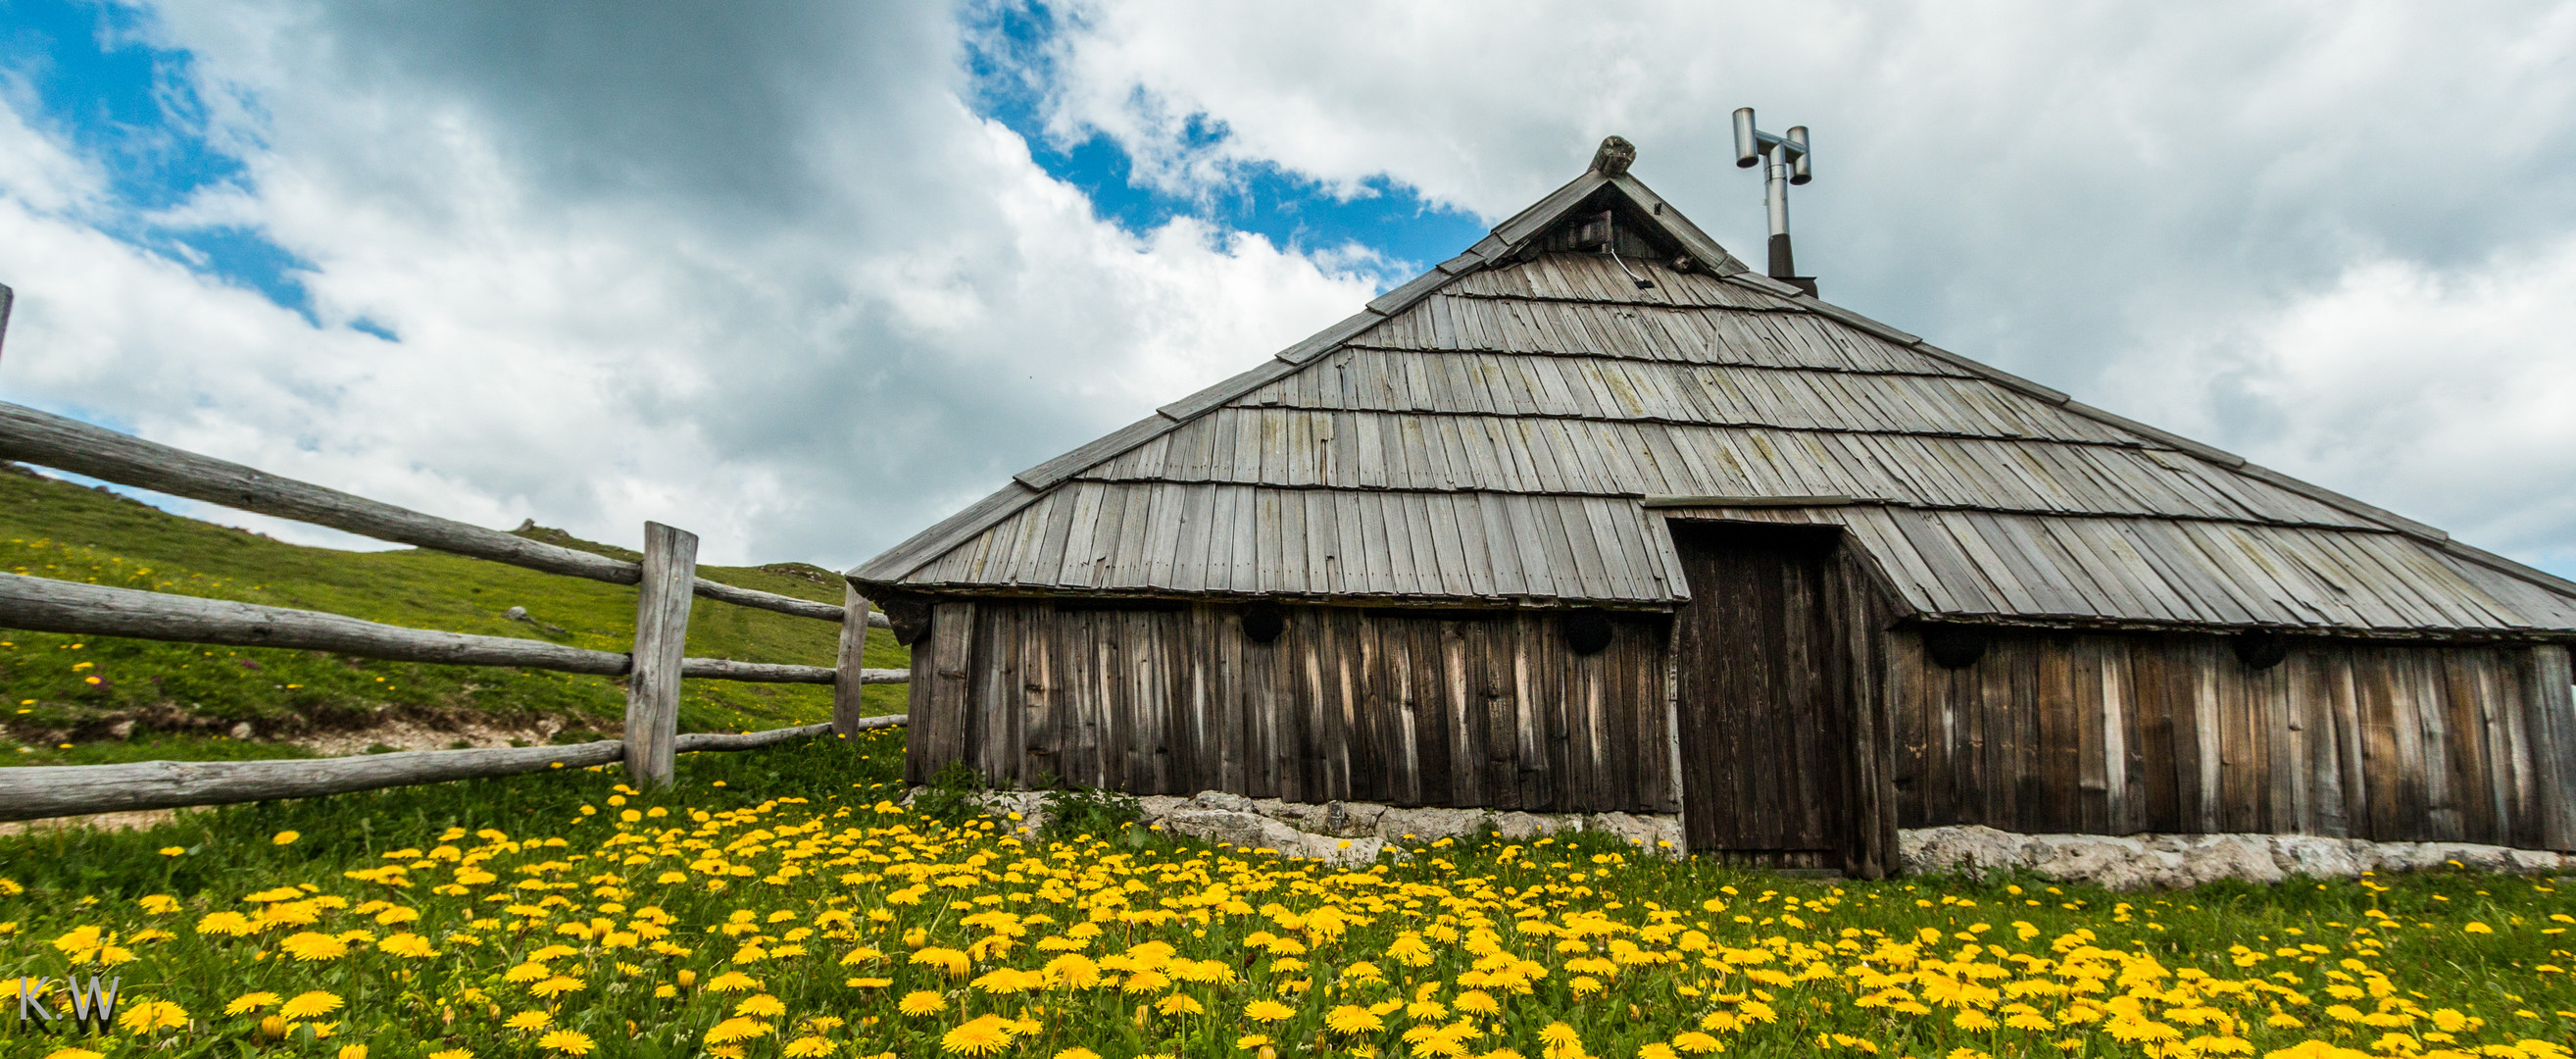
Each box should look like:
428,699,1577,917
1902,825,2576,890
920,789,2576,886
917,787,1682,866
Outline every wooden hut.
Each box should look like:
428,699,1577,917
852,138,2576,877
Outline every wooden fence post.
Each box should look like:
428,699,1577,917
626,522,697,787
833,582,875,737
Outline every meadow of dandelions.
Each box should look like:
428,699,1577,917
1,731,2572,1059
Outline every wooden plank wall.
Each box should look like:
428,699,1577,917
904,600,1677,813
1894,630,2576,850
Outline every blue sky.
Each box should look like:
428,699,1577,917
0,0,337,323
5,0,1475,330
965,1,1486,286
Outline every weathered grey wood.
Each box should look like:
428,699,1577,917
675,714,906,751
625,523,696,788
0,400,635,582
833,583,876,735
692,578,872,624
0,715,914,824
0,740,628,822
680,659,830,684
2,572,909,688
0,402,877,627
0,572,630,673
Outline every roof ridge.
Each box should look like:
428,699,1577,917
853,167,1755,584
1729,274,2576,603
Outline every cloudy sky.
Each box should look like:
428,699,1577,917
4,1,2574,578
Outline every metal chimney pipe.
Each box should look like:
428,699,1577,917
1731,110,1816,294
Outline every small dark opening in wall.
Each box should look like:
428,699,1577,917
1922,625,1988,669
1565,610,1614,655
879,595,934,646
1242,604,1285,644
2231,630,2290,670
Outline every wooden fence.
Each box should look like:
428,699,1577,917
0,398,908,822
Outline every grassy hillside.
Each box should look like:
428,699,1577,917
0,463,908,764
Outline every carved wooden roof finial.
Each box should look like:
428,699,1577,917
1590,135,1636,176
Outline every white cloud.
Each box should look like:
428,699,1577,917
0,3,1373,566
2109,237,2576,573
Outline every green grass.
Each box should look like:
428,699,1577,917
0,730,2569,1059
0,463,908,760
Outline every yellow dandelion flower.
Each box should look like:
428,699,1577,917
1056,1050,1104,1059
785,1038,840,1058
1568,976,1604,997
379,933,438,958
846,977,893,988
1457,990,1500,1016
900,990,947,1016
1158,992,1207,1016
1955,1010,1997,1032
706,1017,773,1044
428,1050,475,1059
1327,1005,1386,1034
224,991,281,1015
503,1010,552,1032
1672,1033,1722,1055
196,911,256,936
272,831,300,845
37,1049,105,1059
338,1046,369,1059
530,977,586,999
1246,999,1297,1022
537,1031,595,1056
705,971,759,992
942,1014,1017,1056
116,998,188,1032
2464,923,2493,934
736,993,788,1018
1238,1037,1272,1050
278,991,343,1019
279,932,350,961
2006,1012,2055,1032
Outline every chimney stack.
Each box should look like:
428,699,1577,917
1732,109,1816,297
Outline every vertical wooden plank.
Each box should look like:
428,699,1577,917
623,522,697,788
916,600,979,787
975,604,1021,786
2277,654,2318,839
2528,645,2576,851
2038,633,2080,834
1884,628,1924,829
2357,647,2408,839
2193,637,2223,833
2217,650,2256,834
2134,637,2182,833
1022,604,1061,787
832,583,877,737
2074,636,2110,832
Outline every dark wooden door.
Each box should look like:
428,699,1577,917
1671,523,1852,865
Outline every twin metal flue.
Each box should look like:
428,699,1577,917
1732,108,1813,294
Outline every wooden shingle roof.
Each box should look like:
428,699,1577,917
854,153,2576,637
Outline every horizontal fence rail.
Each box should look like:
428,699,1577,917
0,574,910,685
0,392,906,810
0,400,887,627
0,714,908,823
